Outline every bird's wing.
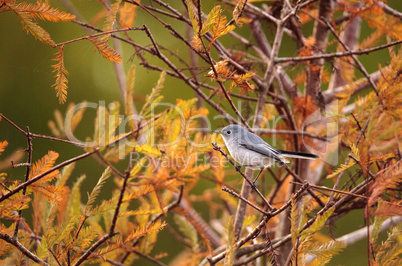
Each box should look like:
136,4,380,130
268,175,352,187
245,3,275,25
237,134,284,163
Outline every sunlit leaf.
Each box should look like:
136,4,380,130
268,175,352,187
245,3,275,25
51,45,68,104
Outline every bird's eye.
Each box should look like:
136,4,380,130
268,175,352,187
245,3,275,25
226,131,231,135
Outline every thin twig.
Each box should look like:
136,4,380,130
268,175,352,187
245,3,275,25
275,40,402,63
282,164,325,207
325,21,380,98
222,186,270,215
13,126,32,239
291,181,368,199
55,27,146,47
72,20,152,53
48,248,62,266
197,21,251,130
377,2,402,20
109,170,130,235
132,250,167,266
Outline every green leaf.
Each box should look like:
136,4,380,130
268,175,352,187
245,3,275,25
326,162,356,179
66,175,86,220
290,198,300,246
301,207,335,242
200,5,220,35
139,71,166,119
224,215,235,266
376,223,402,265
101,0,121,42
174,214,198,248
185,0,199,32
307,240,346,263
125,64,137,131
85,167,111,214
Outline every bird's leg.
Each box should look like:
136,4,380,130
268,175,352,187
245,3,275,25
252,168,264,186
235,165,254,172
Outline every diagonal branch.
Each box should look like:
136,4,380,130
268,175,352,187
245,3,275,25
0,232,49,265
275,40,402,63
325,21,380,98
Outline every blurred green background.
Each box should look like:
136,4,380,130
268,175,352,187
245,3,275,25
1,0,400,264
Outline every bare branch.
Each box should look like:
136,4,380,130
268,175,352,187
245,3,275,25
0,232,49,265
13,126,32,239
275,40,402,63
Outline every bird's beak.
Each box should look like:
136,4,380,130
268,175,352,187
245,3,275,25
212,130,221,134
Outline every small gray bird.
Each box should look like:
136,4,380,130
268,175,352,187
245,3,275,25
214,124,319,185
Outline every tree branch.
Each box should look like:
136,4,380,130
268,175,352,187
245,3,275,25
275,40,402,63
0,232,49,265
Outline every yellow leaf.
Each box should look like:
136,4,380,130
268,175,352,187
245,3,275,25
100,0,121,42
191,34,203,52
200,5,221,35
120,1,138,28
14,8,55,46
326,162,356,179
125,64,137,131
68,101,87,132
224,216,235,266
125,221,166,243
30,151,60,183
0,141,8,155
14,1,75,22
136,145,162,157
87,36,122,63
233,0,247,27
208,9,235,50
185,0,199,32
51,45,68,104
130,157,147,177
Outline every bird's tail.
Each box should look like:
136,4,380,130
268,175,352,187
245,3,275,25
278,150,319,160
